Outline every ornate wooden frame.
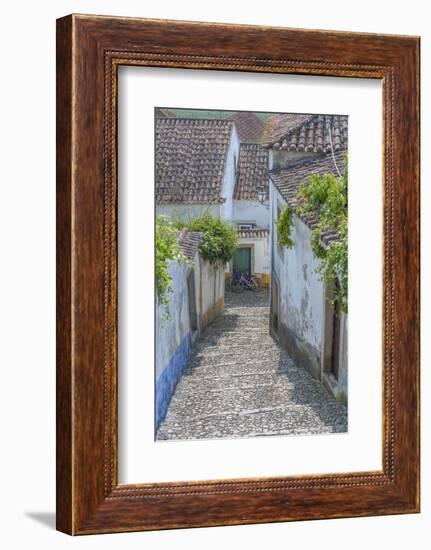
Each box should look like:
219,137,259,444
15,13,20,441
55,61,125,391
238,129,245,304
56,14,420,535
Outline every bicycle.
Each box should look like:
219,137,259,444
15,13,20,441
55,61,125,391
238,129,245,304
230,271,260,293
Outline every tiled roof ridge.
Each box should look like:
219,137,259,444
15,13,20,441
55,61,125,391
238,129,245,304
238,228,269,239
262,113,348,153
260,114,313,146
156,117,233,126
176,229,202,260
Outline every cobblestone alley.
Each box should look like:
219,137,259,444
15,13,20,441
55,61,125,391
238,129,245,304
156,289,347,441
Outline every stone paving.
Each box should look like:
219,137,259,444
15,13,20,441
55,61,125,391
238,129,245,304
156,288,347,441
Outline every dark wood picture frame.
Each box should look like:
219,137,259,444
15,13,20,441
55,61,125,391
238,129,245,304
56,14,420,535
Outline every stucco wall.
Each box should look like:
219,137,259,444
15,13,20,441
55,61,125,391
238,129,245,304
270,181,348,400
270,182,325,379
156,254,225,428
280,216,325,361
199,259,225,331
336,316,348,403
155,254,201,428
236,235,270,280
156,204,221,221
233,199,270,229
220,125,240,222
271,150,323,171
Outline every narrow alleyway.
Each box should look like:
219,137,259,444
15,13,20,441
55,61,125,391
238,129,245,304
156,289,347,441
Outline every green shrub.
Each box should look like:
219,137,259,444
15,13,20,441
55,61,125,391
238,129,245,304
155,216,187,318
175,213,238,266
275,205,294,249
297,154,348,313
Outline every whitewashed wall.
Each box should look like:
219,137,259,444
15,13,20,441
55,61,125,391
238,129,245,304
279,216,325,352
271,181,348,398
156,203,221,221
155,253,225,426
236,236,270,276
220,126,240,222
199,259,225,329
270,181,324,379
233,199,270,229
155,253,201,427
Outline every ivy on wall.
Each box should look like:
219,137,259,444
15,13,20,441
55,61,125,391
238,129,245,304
276,155,348,313
155,215,187,319
156,213,238,320
275,205,294,248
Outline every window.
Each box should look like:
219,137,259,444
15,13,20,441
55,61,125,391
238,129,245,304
238,223,254,230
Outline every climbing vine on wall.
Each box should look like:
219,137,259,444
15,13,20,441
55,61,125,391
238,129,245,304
155,215,187,318
275,205,294,248
276,155,348,313
297,155,348,312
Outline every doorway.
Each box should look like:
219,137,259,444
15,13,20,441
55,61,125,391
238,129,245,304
330,299,341,380
233,247,251,277
187,270,198,333
272,280,279,335
322,281,341,382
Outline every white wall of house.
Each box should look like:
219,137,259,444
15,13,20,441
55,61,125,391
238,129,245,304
155,255,201,427
156,259,195,381
270,180,347,402
271,182,324,356
280,215,325,353
233,199,270,229
156,203,221,221
220,126,240,222
199,259,225,330
271,150,322,170
236,236,270,277
155,252,225,427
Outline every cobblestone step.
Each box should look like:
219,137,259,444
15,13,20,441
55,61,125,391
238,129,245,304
157,405,347,441
156,289,347,441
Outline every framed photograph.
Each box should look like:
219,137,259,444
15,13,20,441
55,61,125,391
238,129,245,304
56,14,420,535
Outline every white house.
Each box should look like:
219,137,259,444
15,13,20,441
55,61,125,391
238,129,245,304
231,142,271,286
269,149,348,404
155,229,225,428
155,117,240,223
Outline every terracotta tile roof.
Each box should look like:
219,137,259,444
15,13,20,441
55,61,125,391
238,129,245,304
261,114,313,145
238,228,269,239
226,111,265,142
261,113,348,153
234,143,269,200
155,118,234,204
177,229,202,260
270,151,346,244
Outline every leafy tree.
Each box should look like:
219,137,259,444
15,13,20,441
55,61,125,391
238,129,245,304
175,213,238,266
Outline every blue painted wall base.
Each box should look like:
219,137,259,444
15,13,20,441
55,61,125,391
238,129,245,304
155,333,192,429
